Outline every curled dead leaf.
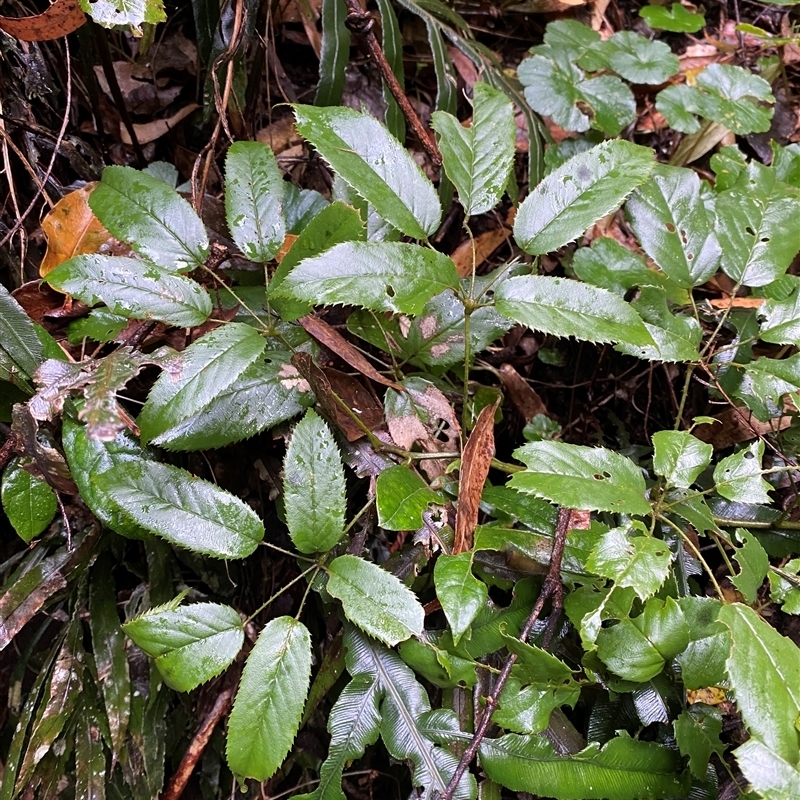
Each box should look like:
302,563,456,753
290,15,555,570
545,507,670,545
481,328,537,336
0,0,84,41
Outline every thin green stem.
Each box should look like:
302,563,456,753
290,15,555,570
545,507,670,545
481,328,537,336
260,540,316,562
295,565,320,620
661,515,724,598
244,563,319,624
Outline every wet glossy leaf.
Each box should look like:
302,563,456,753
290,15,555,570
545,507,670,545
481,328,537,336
95,460,265,558
150,356,312,451
66,309,129,345
579,31,679,84
89,166,207,270
1,460,57,542
284,409,346,553
656,64,774,136
586,526,673,600
626,166,721,288
715,164,800,287
496,275,654,347
514,141,654,254
277,241,458,316
74,700,107,799
138,323,266,445
376,465,445,530
225,141,285,262
124,601,243,691
45,255,212,327
434,553,488,645
759,288,800,344
293,105,441,238
734,738,800,800
674,706,725,778
327,554,425,646
730,528,769,603
510,441,651,515
713,441,771,504
432,83,515,216
80,0,166,33
480,733,688,799
0,284,43,379
639,3,704,32
652,430,713,489
596,597,689,681
227,617,311,780
720,603,800,765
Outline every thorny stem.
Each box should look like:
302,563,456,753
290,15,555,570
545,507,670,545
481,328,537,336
438,507,572,800
342,0,441,166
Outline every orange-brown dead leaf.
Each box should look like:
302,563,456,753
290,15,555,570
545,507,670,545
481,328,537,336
120,103,199,145
298,315,403,391
0,0,85,41
693,407,793,449
275,234,299,263
708,297,764,309
453,400,498,554
449,209,514,279
499,363,550,423
39,184,111,278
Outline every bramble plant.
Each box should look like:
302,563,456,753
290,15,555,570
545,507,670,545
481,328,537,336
3,43,800,800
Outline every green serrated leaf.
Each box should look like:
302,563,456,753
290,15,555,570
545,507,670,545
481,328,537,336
95,460,265,558
514,140,654,255
284,409,346,553
510,441,651,515
640,3,704,32
734,738,800,800
596,597,689,681
675,597,730,689
150,356,312,451
138,323,266,445
124,601,243,691
652,430,713,489
66,308,129,345
376,465,445,531
434,553,488,646
432,83,515,217
674,705,725,779
715,163,800,287
720,603,800,765
579,31,679,84
656,64,774,136
277,241,458,316
626,165,721,288
327,555,424,646
730,528,769,604
759,289,800,345
225,141,286,262
480,733,688,800
227,617,311,781
496,275,654,347
0,284,42,379
1,460,57,542
80,0,165,32
293,105,441,238
89,166,208,271
586,526,673,600
713,441,771,504
45,255,212,327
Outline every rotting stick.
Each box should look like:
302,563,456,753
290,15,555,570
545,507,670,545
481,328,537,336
438,506,571,800
342,0,442,167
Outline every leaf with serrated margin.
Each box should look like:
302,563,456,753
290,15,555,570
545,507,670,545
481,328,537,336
80,0,166,33
227,617,311,781
720,603,800,765
586,525,672,600
675,597,729,690
674,706,725,779
284,409,346,553
46,255,212,327
713,441,771,504
513,140,654,255
626,166,721,288
734,738,800,800
0,284,42,379
432,83,515,217
435,553,488,646
759,289,800,345
652,430,712,489
89,166,208,271
95,460,264,558
327,555,424,646
225,141,285,262
150,356,313,451
510,441,650,515
496,275,654,347
376,465,445,530
579,31,679,84
89,555,131,759
480,733,688,800
123,600,243,692
730,528,769,604
278,241,458,315
294,105,441,238
138,323,266,445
